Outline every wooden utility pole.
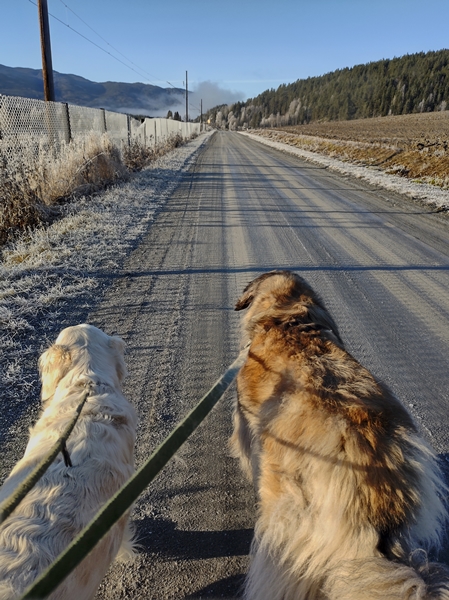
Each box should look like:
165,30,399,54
200,99,203,131
37,0,55,101
185,70,188,122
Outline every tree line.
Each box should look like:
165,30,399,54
205,49,449,130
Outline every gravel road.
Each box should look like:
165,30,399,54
86,131,449,599
2,130,449,599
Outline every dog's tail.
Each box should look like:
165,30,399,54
325,551,449,600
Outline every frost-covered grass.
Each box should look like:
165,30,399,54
241,131,449,210
0,132,195,246
0,134,128,245
0,132,212,447
122,132,186,171
273,112,449,190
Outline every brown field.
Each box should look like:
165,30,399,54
253,111,449,189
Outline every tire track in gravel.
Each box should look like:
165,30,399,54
93,135,255,600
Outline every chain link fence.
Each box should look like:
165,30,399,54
0,93,200,160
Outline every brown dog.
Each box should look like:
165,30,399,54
232,270,449,600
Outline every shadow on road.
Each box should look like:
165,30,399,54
184,574,246,599
136,515,253,561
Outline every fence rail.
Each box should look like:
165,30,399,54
0,93,200,159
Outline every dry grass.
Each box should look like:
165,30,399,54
254,111,449,189
0,172,47,246
0,132,191,247
0,131,210,423
122,132,184,171
0,134,127,246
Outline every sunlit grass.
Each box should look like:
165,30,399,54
0,131,208,414
258,113,449,189
0,132,193,246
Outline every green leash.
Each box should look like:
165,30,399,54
0,389,90,525
19,347,248,599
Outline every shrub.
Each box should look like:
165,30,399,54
0,165,47,246
0,134,129,246
0,131,191,246
122,133,185,171
122,139,155,171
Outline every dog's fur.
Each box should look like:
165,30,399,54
0,324,137,600
232,271,449,600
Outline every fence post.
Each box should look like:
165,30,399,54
101,108,107,134
43,101,55,149
63,103,71,143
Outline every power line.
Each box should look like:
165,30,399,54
27,0,182,91
27,0,201,116
56,0,174,89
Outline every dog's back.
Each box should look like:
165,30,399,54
233,271,449,600
0,325,137,599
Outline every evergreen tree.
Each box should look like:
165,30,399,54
204,49,449,129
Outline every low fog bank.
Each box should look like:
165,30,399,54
113,81,245,119
193,81,245,112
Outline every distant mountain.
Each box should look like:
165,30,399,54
0,64,186,117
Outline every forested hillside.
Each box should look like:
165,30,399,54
206,50,449,129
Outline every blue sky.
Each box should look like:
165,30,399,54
2,0,449,116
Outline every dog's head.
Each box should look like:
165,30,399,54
39,324,127,402
235,270,341,342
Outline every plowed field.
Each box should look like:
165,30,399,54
253,111,449,188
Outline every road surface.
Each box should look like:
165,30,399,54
92,131,449,599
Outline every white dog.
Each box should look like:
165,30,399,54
0,324,137,600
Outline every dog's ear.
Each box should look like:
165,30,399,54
38,344,71,401
109,336,127,383
235,289,254,311
235,272,286,311
235,278,260,311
